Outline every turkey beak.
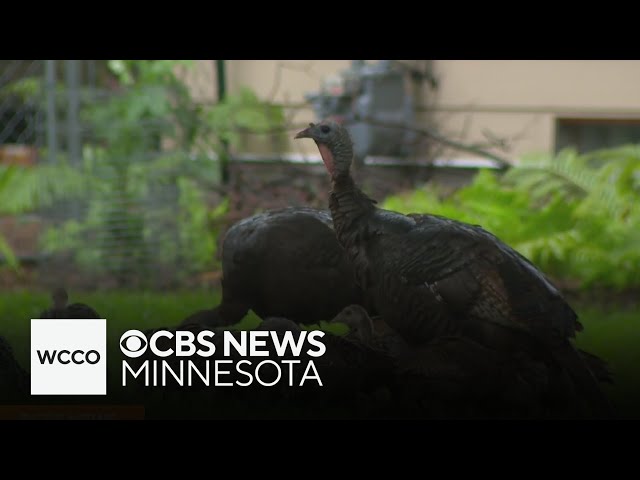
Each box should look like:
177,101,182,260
294,127,313,139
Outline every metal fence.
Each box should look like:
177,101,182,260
0,60,225,290
1,60,490,291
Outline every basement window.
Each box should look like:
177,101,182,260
555,117,640,154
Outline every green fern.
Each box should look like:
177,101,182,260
382,146,640,290
205,86,287,151
504,149,597,203
0,163,89,215
0,163,90,269
0,234,18,269
35,61,286,282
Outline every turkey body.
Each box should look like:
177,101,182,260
293,120,613,418
331,304,555,418
181,207,366,327
39,287,101,319
345,209,579,348
330,181,613,417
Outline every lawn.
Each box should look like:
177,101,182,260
565,302,640,418
1,290,638,418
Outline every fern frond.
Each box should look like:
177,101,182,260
0,234,18,269
0,164,91,215
382,144,640,290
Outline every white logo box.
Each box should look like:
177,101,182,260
31,319,107,396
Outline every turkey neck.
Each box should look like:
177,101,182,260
329,173,376,254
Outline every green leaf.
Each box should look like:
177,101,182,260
0,234,19,270
382,144,640,290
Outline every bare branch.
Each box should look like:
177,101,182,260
276,61,322,80
222,115,512,169
459,113,473,141
263,61,320,138
266,62,285,102
266,61,321,102
355,115,513,169
476,116,542,153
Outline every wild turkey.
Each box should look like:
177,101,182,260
180,207,368,328
329,304,548,418
329,304,374,345
133,311,396,418
295,120,614,418
278,315,396,418
332,306,614,419
330,304,415,362
0,335,30,403
256,317,304,334
39,287,101,319
245,314,394,418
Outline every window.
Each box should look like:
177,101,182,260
555,117,640,154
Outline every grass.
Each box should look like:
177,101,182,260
1,290,638,417
566,303,640,418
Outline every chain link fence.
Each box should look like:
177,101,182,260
1,60,486,292
0,60,226,290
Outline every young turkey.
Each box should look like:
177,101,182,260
180,207,369,328
328,304,548,418
295,120,614,418
39,287,101,319
329,304,375,345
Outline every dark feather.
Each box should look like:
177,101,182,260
188,207,370,328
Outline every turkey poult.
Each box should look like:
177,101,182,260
329,304,375,345
39,287,101,319
328,304,549,418
331,304,412,358
180,207,367,328
295,120,614,418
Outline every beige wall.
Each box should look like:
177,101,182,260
183,60,640,162
432,60,640,110
429,61,640,159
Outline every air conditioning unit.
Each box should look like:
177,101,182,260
304,60,418,164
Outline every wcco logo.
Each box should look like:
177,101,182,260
31,319,107,395
37,349,101,365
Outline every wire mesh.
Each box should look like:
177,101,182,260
0,60,225,290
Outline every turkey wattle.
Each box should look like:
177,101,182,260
295,120,614,417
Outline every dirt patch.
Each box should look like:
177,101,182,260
0,216,45,258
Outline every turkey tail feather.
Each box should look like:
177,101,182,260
552,343,615,418
578,348,614,384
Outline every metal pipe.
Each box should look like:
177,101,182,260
45,60,57,164
215,60,230,184
66,60,81,166
87,60,96,92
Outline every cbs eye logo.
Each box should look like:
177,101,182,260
120,330,148,358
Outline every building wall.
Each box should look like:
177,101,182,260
429,60,640,159
183,60,640,161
